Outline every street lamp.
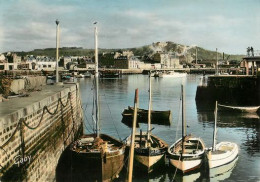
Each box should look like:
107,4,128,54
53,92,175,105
55,19,60,83
216,48,219,75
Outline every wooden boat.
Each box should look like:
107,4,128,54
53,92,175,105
168,85,206,173
218,104,260,113
100,70,120,78
158,71,187,78
70,134,125,181
70,25,125,182
121,106,172,127
126,73,168,173
126,132,168,173
207,101,239,169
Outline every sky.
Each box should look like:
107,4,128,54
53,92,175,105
0,0,259,54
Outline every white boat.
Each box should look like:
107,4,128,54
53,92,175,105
168,85,206,173
218,104,260,113
208,142,238,169
70,24,125,181
126,73,168,173
83,71,92,78
207,101,239,169
75,73,85,78
158,71,187,78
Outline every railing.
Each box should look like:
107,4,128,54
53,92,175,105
254,50,260,56
246,49,260,57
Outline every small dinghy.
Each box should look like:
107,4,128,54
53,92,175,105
168,85,206,173
207,101,239,169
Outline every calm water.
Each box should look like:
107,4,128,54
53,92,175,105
77,74,260,182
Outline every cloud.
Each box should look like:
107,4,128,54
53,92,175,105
0,0,259,54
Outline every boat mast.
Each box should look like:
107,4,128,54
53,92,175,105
128,89,139,182
94,22,100,137
181,84,186,154
212,101,218,151
147,72,152,141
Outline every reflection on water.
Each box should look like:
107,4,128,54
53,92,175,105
64,75,260,181
210,157,238,182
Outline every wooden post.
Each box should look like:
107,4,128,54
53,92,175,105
212,101,218,151
127,89,138,182
246,60,249,75
181,85,186,155
147,72,152,141
252,61,255,76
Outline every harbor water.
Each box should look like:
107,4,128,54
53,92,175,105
76,74,259,181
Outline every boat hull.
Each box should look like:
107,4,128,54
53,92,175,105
126,133,168,173
207,142,239,169
134,148,166,173
168,154,204,173
158,72,187,78
70,134,125,182
168,136,205,173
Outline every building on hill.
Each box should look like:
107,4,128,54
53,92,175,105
152,51,181,68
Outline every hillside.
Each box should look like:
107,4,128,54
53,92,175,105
15,42,245,62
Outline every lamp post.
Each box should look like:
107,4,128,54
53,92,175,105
195,46,198,65
216,48,219,75
55,19,60,83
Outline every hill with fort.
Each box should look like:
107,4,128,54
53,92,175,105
14,41,244,63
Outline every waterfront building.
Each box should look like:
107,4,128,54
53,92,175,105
114,55,141,69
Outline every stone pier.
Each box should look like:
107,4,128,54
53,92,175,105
196,75,260,106
0,83,83,181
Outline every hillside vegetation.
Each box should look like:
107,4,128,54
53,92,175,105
15,42,245,62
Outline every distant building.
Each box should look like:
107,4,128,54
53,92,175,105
153,52,181,68
114,56,141,69
0,63,18,70
59,57,72,68
0,54,5,62
6,52,21,64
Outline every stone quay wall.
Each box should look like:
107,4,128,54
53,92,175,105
0,83,83,181
196,76,260,105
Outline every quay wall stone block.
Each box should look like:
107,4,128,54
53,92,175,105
9,76,46,94
0,83,83,181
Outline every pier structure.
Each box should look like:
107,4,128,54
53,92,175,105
0,81,83,181
242,52,260,76
196,74,260,106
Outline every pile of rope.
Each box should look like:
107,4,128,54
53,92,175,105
0,76,12,97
